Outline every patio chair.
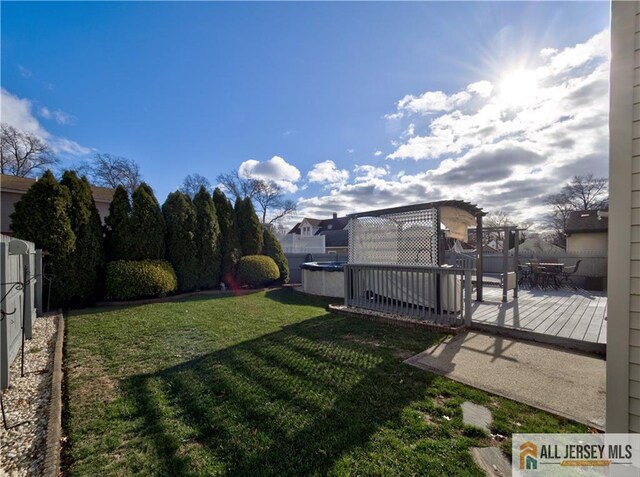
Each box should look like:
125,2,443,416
517,263,533,288
560,260,582,289
530,261,554,290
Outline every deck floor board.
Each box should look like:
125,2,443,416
474,287,607,346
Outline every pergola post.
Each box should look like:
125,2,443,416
436,207,445,266
513,229,520,299
502,226,511,302
476,214,483,301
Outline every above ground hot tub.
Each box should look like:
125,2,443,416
300,262,345,298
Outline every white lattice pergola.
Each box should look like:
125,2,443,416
347,200,488,301
348,209,439,265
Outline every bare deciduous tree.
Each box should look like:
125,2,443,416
79,153,142,194
545,174,608,246
0,123,59,177
216,170,261,200
217,169,297,224
180,173,211,199
253,181,297,225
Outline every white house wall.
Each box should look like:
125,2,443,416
608,0,640,433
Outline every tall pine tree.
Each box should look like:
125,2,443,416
193,186,221,289
235,197,263,256
263,227,289,284
10,170,75,307
129,183,165,260
213,188,241,285
163,192,198,291
104,185,131,261
59,171,106,304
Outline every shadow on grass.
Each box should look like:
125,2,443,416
121,313,441,476
264,287,335,307
68,288,272,317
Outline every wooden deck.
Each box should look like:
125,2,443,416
471,287,607,354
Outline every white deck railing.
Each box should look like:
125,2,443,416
344,263,473,326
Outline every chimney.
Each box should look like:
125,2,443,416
333,213,338,219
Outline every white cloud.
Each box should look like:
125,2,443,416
373,150,383,156
347,148,355,153
17,65,32,78
467,80,493,98
51,137,92,156
239,155,301,193
39,106,74,125
354,164,389,182
387,80,496,119
292,30,610,228
1,88,90,157
403,123,416,137
540,47,558,58
1,88,49,137
307,160,349,187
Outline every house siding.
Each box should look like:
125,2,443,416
566,233,608,254
608,0,639,433
631,1,640,433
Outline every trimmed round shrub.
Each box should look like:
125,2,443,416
105,260,177,300
236,255,280,287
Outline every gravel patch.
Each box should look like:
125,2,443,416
327,303,467,334
1,314,58,477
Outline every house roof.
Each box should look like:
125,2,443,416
1,173,115,203
564,210,608,234
288,215,350,235
301,218,322,227
348,200,486,219
317,229,349,248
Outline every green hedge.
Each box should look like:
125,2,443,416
105,260,177,300
263,227,289,284
236,255,280,287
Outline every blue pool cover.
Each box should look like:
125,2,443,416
300,261,346,272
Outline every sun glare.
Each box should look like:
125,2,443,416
499,70,539,107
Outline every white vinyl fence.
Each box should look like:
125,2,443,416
1,234,42,389
279,234,326,254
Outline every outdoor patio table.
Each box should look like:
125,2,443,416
525,263,565,289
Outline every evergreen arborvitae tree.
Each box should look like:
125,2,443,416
10,170,75,307
213,188,241,285
193,186,221,289
104,185,131,261
235,197,263,256
263,226,289,284
59,171,106,304
163,192,198,292
129,183,165,260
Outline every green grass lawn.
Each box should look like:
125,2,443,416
63,288,586,476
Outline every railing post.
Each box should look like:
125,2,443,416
0,242,10,390
35,249,43,316
464,269,472,326
23,259,33,340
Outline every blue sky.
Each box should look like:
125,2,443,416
1,1,611,227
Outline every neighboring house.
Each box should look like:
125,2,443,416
0,174,115,235
564,210,608,253
608,0,640,433
515,238,565,254
284,213,350,254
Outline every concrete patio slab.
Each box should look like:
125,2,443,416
404,331,605,430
